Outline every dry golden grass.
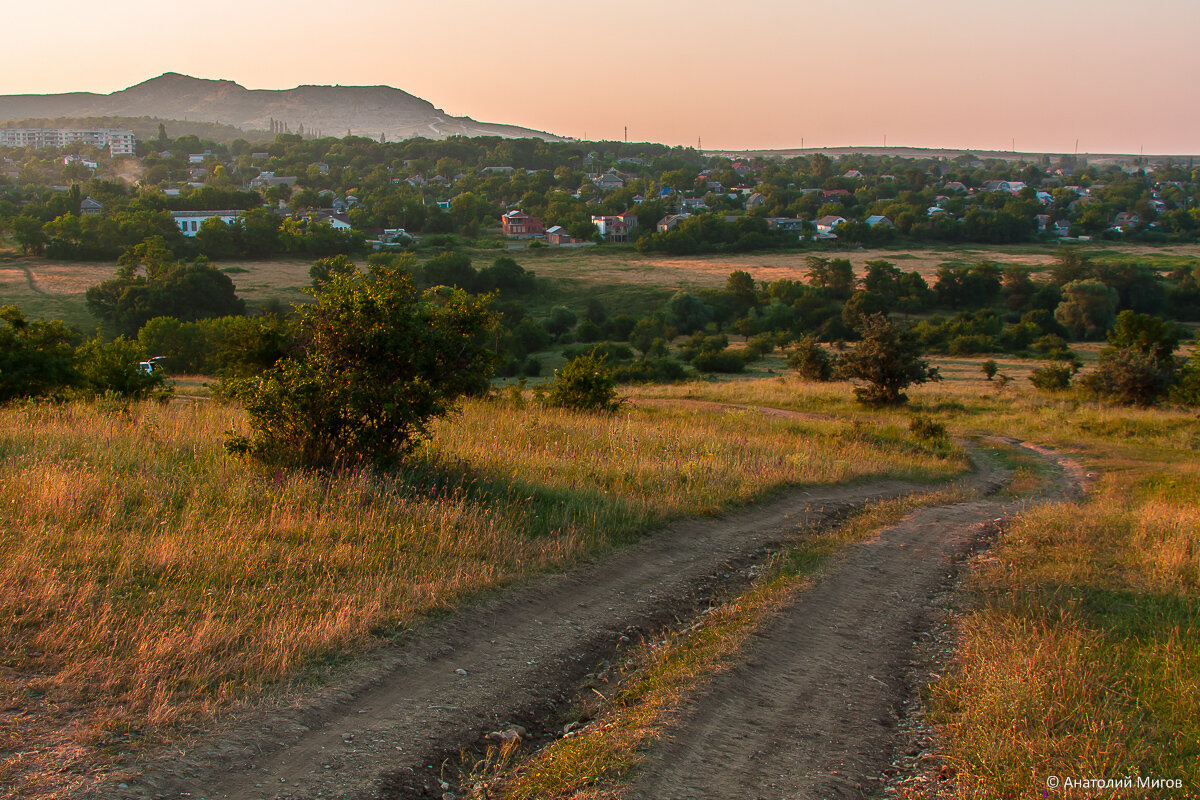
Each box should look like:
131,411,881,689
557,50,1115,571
594,372,1200,798
0,391,961,797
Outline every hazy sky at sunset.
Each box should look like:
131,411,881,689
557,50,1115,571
5,0,1198,153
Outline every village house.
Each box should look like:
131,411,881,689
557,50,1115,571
63,155,99,170
250,172,298,189
79,196,103,215
593,169,626,192
501,210,544,239
545,226,587,246
591,212,638,243
765,218,806,232
865,215,894,228
306,209,354,231
171,209,244,236
657,213,690,232
816,215,846,235
985,180,1027,194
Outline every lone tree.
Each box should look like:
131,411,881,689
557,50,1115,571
838,314,939,406
226,262,496,467
1082,311,1181,406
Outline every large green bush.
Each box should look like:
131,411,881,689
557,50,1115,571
225,264,496,467
544,353,621,412
837,314,939,406
0,305,78,402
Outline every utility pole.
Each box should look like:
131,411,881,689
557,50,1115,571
624,125,627,143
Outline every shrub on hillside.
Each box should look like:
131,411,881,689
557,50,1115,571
74,335,169,400
225,265,496,468
691,349,746,374
543,353,621,412
909,415,948,443
787,336,834,381
1028,363,1076,392
837,314,939,406
1078,311,1181,406
611,357,688,384
0,305,79,402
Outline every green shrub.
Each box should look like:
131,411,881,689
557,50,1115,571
543,354,621,412
691,349,746,374
74,335,169,400
309,254,357,286
611,357,688,384
0,305,79,402
838,314,939,406
562,342,635,362
787,336,833,381
1028,363,1075,392
909,415,947,443
225,265,496,468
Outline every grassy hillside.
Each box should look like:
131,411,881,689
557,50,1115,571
0,387,962,797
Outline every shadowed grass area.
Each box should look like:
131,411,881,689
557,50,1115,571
0,391,963,798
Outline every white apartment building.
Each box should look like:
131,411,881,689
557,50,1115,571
0,128,136,156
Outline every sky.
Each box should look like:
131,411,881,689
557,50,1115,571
5,0,1198,154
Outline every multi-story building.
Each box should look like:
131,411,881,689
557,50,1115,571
591,211,638,243
0,128,135,156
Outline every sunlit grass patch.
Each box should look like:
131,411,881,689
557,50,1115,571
927,438,1200,798
0,389,962,797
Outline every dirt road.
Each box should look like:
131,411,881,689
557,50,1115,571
629,439,1086,800
103,433,1082,800
106,464,1002,797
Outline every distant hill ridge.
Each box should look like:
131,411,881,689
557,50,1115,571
0,72,563,142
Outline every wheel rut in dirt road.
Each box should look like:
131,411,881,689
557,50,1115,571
628,442,1087,800
106,427,1024,800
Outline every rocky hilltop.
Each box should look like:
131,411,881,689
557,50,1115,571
0,72,562,141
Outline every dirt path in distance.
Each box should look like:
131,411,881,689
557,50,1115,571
628,444,1087,800
103,413,1007,800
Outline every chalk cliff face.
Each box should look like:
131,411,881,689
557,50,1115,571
0,73,562,141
